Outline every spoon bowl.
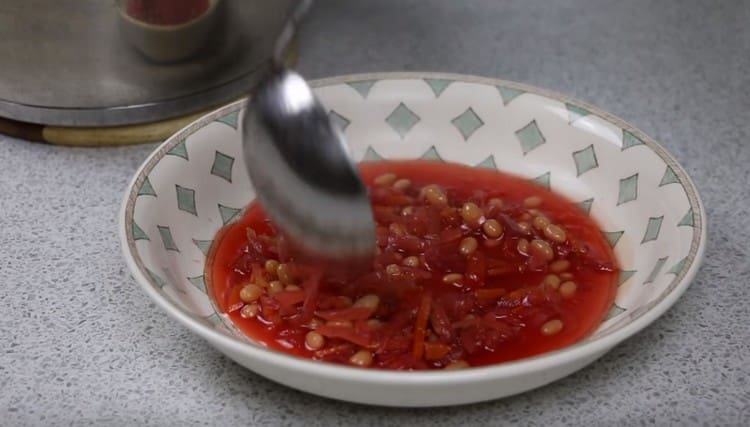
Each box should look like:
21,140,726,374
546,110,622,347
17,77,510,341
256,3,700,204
241,69,376,259
240,0,375,260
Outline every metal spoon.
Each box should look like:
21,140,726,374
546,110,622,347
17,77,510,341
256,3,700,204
241,0,376,260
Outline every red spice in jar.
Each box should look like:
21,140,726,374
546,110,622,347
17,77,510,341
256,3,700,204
125,0,210,26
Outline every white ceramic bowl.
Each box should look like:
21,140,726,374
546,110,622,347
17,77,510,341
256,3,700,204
119,72,705,407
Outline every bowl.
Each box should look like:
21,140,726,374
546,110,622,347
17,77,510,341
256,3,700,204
119,72,705,407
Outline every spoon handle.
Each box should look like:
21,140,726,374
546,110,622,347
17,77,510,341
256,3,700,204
273,0,314,68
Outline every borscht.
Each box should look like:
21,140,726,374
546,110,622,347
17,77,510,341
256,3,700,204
207,161,618,370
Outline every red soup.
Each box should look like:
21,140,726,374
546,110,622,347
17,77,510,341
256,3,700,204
125,0,210,26
207,161,618,370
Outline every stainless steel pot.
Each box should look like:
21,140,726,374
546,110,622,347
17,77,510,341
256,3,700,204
0,0,292,126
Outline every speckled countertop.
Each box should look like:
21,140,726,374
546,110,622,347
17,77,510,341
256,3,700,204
2,0,749,425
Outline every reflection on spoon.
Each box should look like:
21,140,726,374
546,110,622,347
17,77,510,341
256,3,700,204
241,0,375,261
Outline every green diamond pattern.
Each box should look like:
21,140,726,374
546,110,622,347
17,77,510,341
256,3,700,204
451,108,484,140
605,304,626,320
138,177,157,197
577,198,594,214
678,208,695,227
386,103,420,138
641,216,664,243
603,230,624,248
516,120,546,155
618,270,636,285
176,185,197,216
497,86,524,105
347,80,376,98
219,204,241,225
146,268,166,288
621,130,643,151
617,174,638,205
566,103,591,123
210,151,234,182
329,110,350,132
659,166,680,186
425,79,452,97
216,111,239,129
187,275,206,293
532,172,550,189
192,239,212,256
205,313,223,327
572,145,599,176
667,257,688,275
132,221,149,241
157,225,179,252
476,155,497,169
420,146,444,162
362,146,384,162
644,257,668,284
167,140,189,160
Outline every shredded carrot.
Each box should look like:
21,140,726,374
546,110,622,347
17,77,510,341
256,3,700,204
412,292,433,359
273,290,307,307
507,289,527,301
475,287,508,299
381,194,413,205
487,267,516,276
315,307,374,321
299,270,323,321
315,325,372,347
423,342,451,361
439,228,463,243
314,343,354,359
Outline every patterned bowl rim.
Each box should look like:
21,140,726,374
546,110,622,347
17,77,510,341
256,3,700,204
119,72,706,383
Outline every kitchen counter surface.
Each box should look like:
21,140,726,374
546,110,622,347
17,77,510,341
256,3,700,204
2,0,748,425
